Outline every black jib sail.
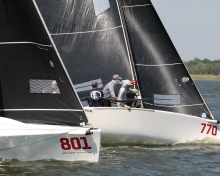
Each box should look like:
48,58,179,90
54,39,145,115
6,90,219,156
36,0,213,119
0,0,88,126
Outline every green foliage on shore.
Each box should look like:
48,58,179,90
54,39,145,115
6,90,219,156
184,58,220,75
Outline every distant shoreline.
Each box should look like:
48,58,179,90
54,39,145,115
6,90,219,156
191,74,220,80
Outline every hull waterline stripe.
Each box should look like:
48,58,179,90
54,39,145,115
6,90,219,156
51,26,122,36
123,4,152,8
136,63,183,67
0,42,52,47
0,109,83,112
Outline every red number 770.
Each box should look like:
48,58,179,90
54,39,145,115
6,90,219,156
201,123,217,136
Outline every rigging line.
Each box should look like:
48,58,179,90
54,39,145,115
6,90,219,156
154,103,205,108
50,26,122,36
0,41,52,47
136,63,183,67
0,128,83,130
123,4,152,8
81,96,177,102
0,109,83,112
104,97,180,102
0,128,87,152
0,122,84,131
143,102,205,107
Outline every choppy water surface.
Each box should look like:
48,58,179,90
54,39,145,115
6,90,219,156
1,80,220,175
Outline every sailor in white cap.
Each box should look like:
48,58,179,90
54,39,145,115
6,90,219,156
117,79,138,109
43,80,60,94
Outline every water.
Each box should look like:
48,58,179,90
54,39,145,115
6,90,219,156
1,80,220,175
195,80,220,120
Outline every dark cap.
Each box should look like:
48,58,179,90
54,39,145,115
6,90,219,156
113,74,122,80
91,81,98,86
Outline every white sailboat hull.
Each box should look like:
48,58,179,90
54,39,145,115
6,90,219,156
85,107,220,145
0,117,101,162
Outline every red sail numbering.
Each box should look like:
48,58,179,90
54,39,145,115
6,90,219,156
201,123,217,136
60,137,92,150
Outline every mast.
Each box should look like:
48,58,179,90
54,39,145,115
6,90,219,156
115,0,135,80
116,0,143,107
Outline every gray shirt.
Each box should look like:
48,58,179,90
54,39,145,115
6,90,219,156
103,81,116,98
117,80,131,107
103,80,124,98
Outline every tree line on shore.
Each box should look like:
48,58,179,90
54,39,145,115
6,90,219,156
184,58,220,75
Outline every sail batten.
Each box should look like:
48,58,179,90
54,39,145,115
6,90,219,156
0,42,52,47
50,26,122,36
123,4,152,8
136,63,183,67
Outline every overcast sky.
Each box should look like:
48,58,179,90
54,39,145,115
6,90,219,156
151,0,220,61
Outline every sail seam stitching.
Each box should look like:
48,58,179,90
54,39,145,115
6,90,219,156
136,63,183,67
123,4,152,8
0,42,52,47
50,26,122,36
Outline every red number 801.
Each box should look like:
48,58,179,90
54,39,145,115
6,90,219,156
60,137,92,150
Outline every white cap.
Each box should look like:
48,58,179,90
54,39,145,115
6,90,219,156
52,81,57,85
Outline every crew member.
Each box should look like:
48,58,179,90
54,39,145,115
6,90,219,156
117,79,138,109
87,81,103,107
43,80,60,94
102,74,123,107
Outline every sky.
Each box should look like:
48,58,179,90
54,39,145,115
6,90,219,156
151,0,220,61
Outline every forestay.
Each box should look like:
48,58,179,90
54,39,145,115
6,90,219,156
0,0,88,126
35,0,213,119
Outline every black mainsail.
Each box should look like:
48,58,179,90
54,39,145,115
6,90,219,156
0,0,88,126
35,0,133,97
36,0,213,119
120,0,213,119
